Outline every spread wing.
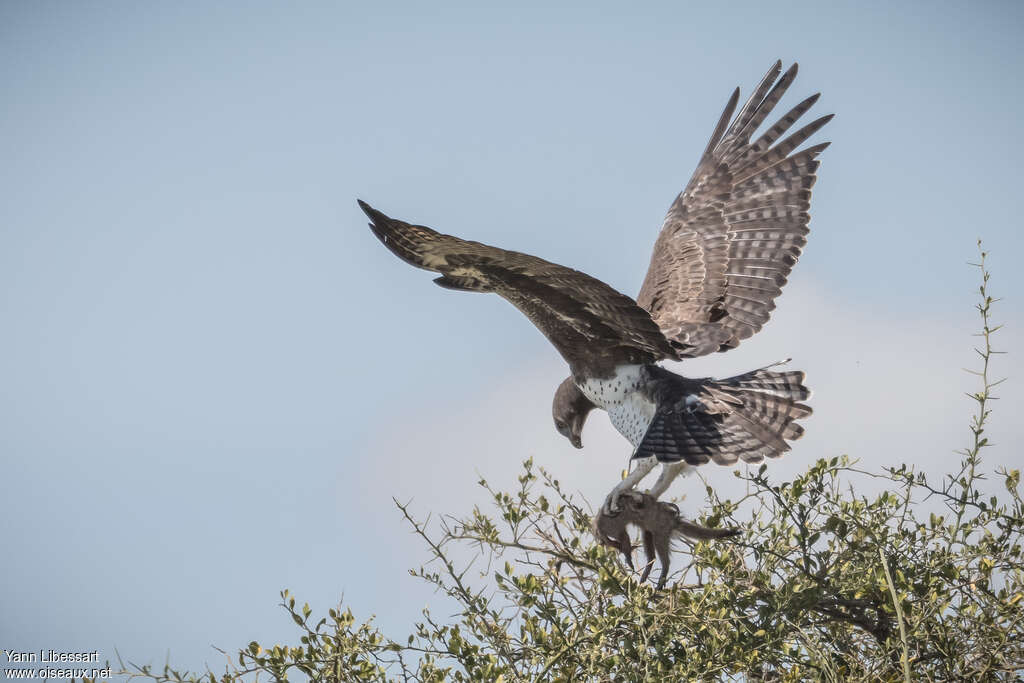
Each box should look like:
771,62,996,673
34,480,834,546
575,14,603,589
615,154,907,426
358,200,678,369
637,61,832,357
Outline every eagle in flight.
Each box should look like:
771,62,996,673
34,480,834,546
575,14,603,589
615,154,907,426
359,61,828,511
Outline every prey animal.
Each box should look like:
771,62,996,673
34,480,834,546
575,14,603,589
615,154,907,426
592,491,740,590
359,61,826,511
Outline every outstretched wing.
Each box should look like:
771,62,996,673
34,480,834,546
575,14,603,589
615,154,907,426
637,61,832,357
359,201,678,369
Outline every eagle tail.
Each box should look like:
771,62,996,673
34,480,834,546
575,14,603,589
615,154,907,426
635,363,811,466
708,364,812,460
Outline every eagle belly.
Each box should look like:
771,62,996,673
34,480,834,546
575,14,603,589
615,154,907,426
577,365,657,447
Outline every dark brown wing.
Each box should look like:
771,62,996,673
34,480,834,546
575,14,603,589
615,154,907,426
636,61,832,357
358,201,678,370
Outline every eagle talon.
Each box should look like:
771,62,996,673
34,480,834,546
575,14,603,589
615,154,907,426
602,492,622,515
603,488,644,515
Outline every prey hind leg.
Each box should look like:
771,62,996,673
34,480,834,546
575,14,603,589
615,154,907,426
603,455,656,513
638,528,656,583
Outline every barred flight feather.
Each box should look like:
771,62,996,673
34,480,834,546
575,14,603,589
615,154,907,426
637,61,831,357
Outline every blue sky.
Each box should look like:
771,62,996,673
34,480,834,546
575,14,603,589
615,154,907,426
2,0,1022,674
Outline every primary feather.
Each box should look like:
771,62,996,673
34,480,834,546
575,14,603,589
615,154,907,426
637,61,831,357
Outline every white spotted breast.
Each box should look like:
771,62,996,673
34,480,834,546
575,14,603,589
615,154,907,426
577,365,657,447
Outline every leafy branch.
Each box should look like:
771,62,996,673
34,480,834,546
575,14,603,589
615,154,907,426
110,246,1020,681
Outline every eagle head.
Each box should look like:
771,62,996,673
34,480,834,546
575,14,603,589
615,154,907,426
552,377,596,449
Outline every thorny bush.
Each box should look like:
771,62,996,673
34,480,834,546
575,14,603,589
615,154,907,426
118,247,1021,680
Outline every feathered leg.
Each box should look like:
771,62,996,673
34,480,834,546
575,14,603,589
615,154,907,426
647,461,688,500
602,455,656,513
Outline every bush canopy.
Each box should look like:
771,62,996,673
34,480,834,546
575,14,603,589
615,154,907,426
120,245,1020,681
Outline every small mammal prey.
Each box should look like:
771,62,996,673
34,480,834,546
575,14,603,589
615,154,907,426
592,491,740,590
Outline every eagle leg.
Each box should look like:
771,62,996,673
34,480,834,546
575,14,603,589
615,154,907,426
646,461,689,500
603,456,657,514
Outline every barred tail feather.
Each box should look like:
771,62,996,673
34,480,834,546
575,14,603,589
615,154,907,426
634,364,811,467
714,365,811,463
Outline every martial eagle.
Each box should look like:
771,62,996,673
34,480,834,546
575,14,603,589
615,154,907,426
359,61,828,511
